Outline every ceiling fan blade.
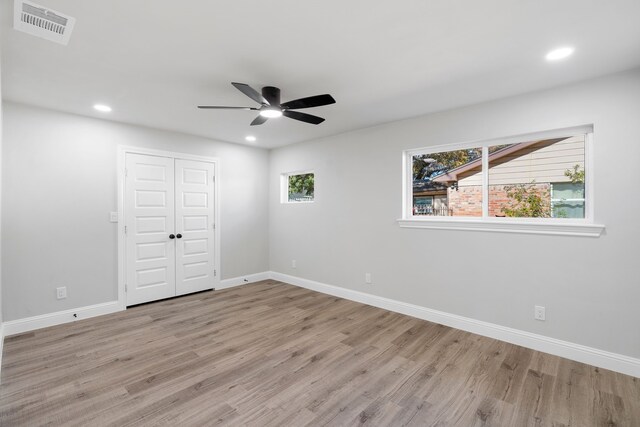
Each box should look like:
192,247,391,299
281,94,335,110
250,115,268,126
197,106,258,110
282,110,325,125
232,82,269,105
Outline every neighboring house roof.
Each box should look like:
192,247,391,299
413,180,449,195
432,137,568,183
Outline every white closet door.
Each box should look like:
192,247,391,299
125,154,176,305
175,159,216,295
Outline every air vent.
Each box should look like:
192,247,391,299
13,0,76,45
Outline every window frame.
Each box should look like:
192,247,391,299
399,126,604,237
281,170,315,204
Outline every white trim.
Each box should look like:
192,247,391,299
3,301,122,337
0,270,270,338
117,145,222,163
585,132,595,221
481,146,489,217
117,146,221,309
404,124,594,156
117,147,126,310
0,323,4,378
397,218,605,237
217,271,272,290
270,272,640,378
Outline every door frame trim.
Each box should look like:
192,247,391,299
117,146,221,310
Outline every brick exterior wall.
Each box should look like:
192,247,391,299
446,186,482,217
447,183,551,217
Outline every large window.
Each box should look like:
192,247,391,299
402,127,601,235
281,171,314,203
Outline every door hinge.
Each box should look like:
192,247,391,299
124,225,128,234
214,269,217,277
212,223,215,230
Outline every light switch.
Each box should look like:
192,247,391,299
110,212,119,223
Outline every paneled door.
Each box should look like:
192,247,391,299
124,153,217,306
125,154,176,305
175,159,216,295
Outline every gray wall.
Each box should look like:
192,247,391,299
0,50,3,325
2,103,270,321
269,69,640,359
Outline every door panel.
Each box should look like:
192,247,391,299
125,154,176,305
175,159,216,295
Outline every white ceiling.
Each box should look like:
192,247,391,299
2,1,640,149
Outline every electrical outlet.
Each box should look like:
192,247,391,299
534,305,546,321
56,287,67,300
292,260,297,269
109,212,118,222
365,273,372,284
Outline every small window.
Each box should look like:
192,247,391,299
282,171,314,203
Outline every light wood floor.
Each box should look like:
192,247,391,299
1,281,639,426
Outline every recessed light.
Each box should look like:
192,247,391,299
245,136,257,142
545,47,574,61
93,104,112,112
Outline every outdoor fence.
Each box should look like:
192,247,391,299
413,205,452,216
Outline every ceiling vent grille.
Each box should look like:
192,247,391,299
13,0,76,45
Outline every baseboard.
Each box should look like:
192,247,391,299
270,271,640,379
0,322,4,378
3,301,122,337
2,270,272,337
218,271,271,290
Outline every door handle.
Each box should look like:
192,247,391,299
169,234,175,239
176,234,183,239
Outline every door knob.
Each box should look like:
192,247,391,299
176,234,183,239
169,234,175,239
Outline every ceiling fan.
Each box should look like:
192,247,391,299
198,82,336,126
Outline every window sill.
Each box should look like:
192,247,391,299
397,218,605,237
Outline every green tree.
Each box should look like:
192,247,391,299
288,173,314,199
564,164,585,184
413,148,481,181
502,181,551,218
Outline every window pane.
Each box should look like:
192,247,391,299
551,183,585,218
412,148,482,217
552,201,585,218
552,182,585,199
288,173,314,202
488,135,585,218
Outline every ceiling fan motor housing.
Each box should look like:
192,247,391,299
262,86,281,106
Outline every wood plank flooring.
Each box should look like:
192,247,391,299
1,280,639,426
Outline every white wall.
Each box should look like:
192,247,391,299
269,69,640,359
2,103,269,321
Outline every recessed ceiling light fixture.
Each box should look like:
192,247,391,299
245,136,257,142
545,46,574,61
93,104,112,112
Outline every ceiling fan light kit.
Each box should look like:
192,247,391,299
198,82,336,126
